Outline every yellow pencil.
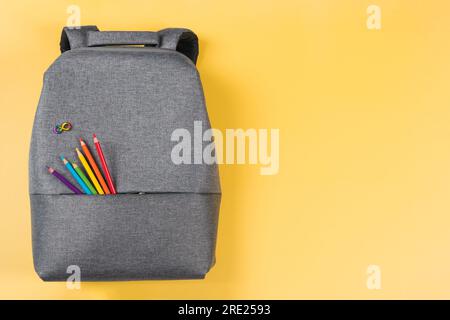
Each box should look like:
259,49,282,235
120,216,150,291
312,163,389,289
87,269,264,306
76,147,104,195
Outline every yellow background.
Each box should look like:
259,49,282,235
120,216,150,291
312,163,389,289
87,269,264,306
1,0,450,299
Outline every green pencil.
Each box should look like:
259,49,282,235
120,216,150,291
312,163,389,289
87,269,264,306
72,162,97,195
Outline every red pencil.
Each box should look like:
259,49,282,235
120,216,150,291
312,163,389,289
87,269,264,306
93,134,117,194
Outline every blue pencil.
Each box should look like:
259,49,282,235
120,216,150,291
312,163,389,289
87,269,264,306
60,155,92,195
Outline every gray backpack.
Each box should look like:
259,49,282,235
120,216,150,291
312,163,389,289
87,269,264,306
29,26,221,281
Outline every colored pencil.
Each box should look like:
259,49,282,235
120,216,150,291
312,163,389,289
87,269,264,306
60,156,91,194
47,166,82,194
76,148,104,195
72,161,97,195
93,134,117,194
79,138,110,194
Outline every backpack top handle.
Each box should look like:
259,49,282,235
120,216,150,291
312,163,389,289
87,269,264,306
86,31,160,47
60,26,199,64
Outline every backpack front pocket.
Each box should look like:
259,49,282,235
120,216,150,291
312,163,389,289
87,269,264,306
30,193,220,281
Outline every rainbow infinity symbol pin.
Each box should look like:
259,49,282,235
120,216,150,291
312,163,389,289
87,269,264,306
53,121,72,134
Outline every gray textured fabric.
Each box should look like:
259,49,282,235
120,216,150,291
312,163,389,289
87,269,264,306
30,26,221,281
31,193,220,281
158,28,199,64
30,47,220,195
60,26,99,52
87,31,160,47
61,26,199,64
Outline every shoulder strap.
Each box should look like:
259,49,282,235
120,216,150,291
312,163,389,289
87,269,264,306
60,26,199,64
158,28,199,64
60,26,99,52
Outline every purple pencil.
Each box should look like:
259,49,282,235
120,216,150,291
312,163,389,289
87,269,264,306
47,167,82,194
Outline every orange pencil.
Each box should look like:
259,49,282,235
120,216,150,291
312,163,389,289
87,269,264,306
79,138,110,194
